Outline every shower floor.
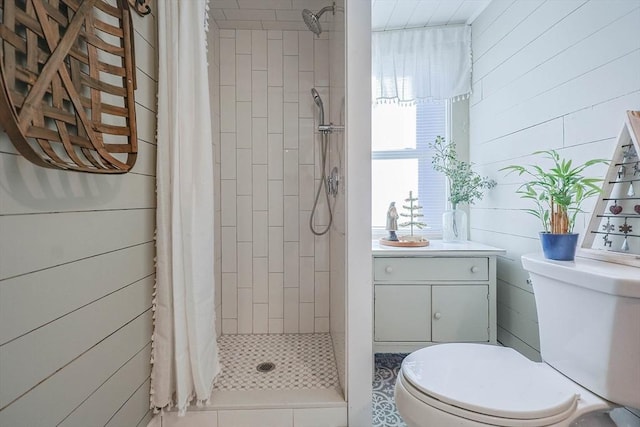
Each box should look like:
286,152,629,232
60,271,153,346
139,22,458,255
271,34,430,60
213,333,340,391
209,333,344,409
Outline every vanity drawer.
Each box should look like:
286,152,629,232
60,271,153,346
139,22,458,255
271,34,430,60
374,257,489,281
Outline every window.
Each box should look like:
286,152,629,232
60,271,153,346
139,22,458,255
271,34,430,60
371,101,448,237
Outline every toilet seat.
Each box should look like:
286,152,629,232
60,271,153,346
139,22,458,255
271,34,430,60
399,343,592,426
397,372,579,426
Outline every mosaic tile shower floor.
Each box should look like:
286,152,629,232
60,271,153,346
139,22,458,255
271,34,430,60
213,333,341,392
373,353,409,427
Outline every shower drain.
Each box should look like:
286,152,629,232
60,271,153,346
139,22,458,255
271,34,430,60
256,361,276,373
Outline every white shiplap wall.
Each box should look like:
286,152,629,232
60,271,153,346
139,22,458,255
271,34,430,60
0,10,158,427
470,0,640,361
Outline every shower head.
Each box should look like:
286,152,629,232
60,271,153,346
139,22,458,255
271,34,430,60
302,2,335,36
302,9,322,36
310,88,325,126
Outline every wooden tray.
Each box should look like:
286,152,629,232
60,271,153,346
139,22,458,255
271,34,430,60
380,238,430,247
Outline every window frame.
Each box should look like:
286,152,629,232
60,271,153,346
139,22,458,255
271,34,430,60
371,101,452,240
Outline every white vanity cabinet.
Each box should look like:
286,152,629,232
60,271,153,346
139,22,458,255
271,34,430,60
372,241,504,353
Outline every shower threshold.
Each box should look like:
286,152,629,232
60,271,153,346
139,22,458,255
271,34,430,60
209,387,344,410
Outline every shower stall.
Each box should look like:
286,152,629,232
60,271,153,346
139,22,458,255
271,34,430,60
200,0,349,422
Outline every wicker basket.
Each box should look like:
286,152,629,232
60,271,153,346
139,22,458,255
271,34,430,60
0,0,138,173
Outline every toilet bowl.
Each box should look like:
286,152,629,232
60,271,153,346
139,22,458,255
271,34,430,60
395,253,640,427
394,343,614,427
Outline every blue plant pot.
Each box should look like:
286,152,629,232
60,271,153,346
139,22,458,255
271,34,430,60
539,232,579,261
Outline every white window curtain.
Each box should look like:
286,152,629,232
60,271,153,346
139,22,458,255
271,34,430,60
151,0,220,416
372,25,472,104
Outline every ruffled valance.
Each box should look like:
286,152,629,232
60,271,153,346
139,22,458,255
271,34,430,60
372,25,472,105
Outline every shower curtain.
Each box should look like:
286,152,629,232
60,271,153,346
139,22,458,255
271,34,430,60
151,0,220,415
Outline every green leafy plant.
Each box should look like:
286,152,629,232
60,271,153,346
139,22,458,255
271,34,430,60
430,136,496,209
501,150,608,234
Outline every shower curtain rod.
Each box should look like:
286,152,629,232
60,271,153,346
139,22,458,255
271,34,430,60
128,0,152,16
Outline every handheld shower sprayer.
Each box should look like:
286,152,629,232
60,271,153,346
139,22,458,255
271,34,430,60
310,88,325,126
309,87,336,236
310,88,344,134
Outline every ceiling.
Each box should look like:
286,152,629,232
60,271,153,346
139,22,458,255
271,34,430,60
371,0,491,31
209,0,491,31
209,0,331,31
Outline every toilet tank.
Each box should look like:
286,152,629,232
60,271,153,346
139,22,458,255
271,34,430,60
521,253,640,409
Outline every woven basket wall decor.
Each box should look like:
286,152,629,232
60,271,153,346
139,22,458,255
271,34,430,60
0,0,138,173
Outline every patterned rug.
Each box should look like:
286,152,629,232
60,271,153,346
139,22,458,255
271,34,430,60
373,353,409,427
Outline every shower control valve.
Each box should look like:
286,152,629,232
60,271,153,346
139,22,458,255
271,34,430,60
327,167,340,197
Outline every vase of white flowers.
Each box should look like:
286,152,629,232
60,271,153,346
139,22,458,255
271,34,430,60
430,136,496,242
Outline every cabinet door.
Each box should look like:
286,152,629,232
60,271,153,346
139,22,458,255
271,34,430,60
432,285,489,342
374,285,431,342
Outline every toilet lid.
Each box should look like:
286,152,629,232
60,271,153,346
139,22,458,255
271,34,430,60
401,344,580,420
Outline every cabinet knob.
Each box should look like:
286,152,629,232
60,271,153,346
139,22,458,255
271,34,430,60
470,266,479,273
385,266,393,274
433,312,442,320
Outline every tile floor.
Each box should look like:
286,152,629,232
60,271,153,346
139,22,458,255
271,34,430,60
213,333,341,392
159,334,347,427
162,339,423,426
373,353,408,427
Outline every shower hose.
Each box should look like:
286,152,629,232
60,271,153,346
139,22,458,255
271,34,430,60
309,130,333,236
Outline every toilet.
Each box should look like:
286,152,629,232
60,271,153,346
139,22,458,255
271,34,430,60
395,253,640,427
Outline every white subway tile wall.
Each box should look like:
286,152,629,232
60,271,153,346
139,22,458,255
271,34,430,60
219,29,330,334
210,20,223,340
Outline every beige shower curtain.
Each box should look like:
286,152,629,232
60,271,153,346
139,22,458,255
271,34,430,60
150,0,220,416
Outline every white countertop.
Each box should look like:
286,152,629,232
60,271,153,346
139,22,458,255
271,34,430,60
372,239,506,256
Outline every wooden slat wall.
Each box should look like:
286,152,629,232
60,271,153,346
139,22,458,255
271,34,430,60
0,5,158,426
469,0,640,360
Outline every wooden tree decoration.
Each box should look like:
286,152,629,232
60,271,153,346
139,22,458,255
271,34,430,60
399,191,427,237
0,0,138,173
581,111,640,267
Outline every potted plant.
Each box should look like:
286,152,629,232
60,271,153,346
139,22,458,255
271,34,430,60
501,150,608,261
430,136,496,242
